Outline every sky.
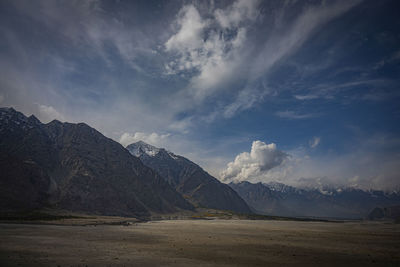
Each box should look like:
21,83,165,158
1,0,399,190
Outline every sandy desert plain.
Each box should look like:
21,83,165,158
0,216,399,267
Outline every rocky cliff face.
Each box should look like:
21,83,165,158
126,141,251,214
0,107,193,217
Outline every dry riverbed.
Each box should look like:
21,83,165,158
0,219,399,266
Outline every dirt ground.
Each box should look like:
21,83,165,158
0,219,399,266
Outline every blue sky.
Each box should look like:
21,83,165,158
1,0,399,190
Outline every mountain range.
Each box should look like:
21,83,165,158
126,141,251,213
0,107,193,217
0,107,251,217
2,106,399,220
229,181,400,219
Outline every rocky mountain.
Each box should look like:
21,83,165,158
229,181,400,219
0,107,193,217
126,141,251,213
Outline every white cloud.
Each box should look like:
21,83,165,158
203,0,361,119
165,5,205,52
294,94,319,100
119,132,171,147
309,137,321,148
307,79,386,100
220,140,289,182
276,110,320,119
223,82,269,118
11,0,155,72
223,135,400,191
214,0,259,29
164,1,259,100
37,104,65,123
250,0,361,81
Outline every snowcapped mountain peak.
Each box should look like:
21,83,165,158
126,141,252,213
126,141,182,162
126,141,161,157
264,181,294,193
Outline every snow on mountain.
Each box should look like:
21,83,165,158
230,181,400,219
0,107,194,216
126,140,181,161
127,140,161,157
125,140,252,214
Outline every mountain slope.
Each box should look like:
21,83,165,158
126,141,251,213
0,107,193,217
230,181,400,219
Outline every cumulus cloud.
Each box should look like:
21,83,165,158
5,0,394,192
164,0,259,100
224,135,400,191
309,137,321,148
220,140,289,182
3,0,364,138
119,132,171,147
37,104,65,123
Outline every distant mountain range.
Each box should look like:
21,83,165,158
2,107,399,220
126,141,251,213
0,107,193,217
229,181,400,219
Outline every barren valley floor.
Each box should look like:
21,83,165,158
0,219,399,266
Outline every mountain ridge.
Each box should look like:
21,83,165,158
126,141,252,214
0,107,193,217
229,181,400,219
